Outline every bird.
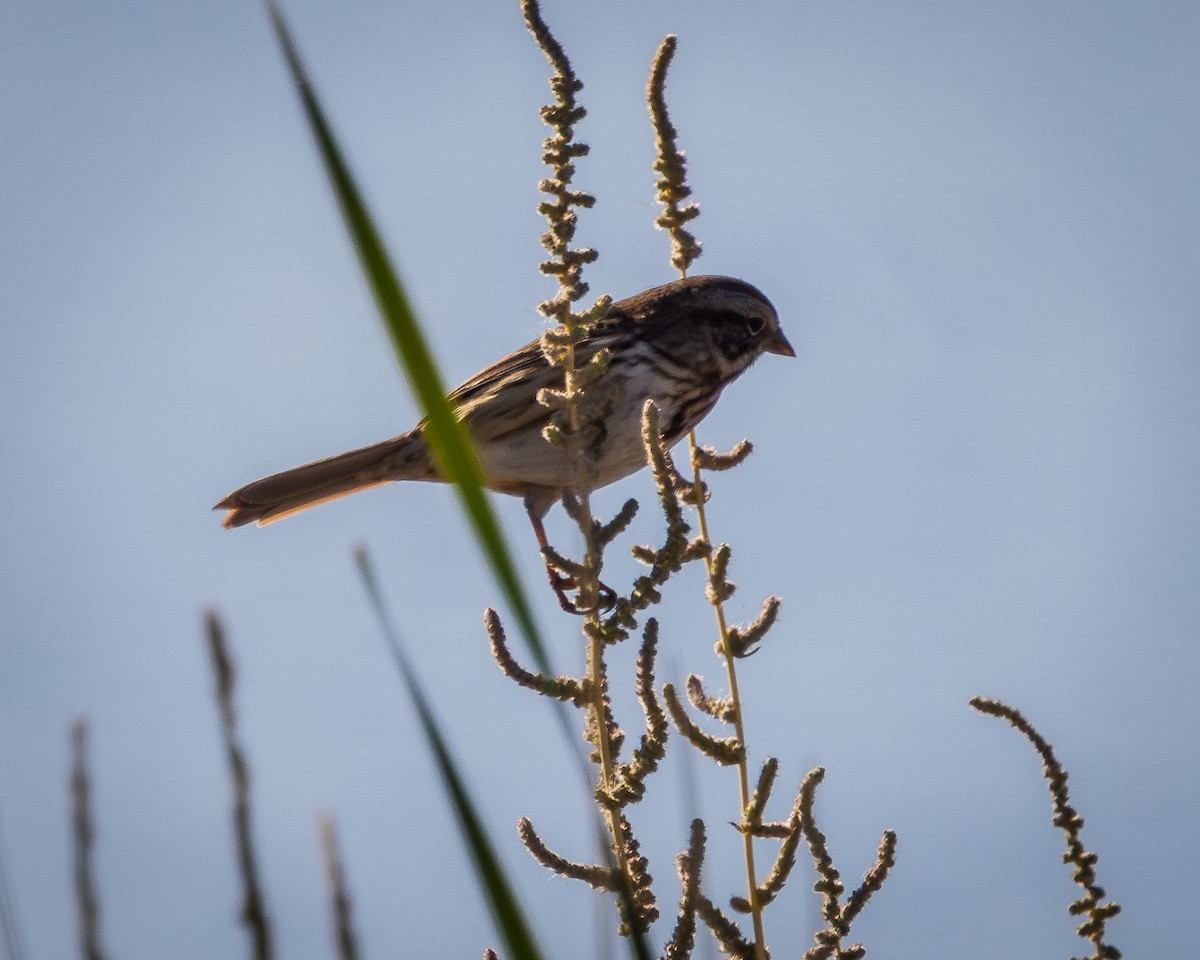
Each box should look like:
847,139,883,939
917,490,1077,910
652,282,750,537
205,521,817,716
216,274,793,604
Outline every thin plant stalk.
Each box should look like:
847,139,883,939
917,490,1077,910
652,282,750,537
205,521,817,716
70,719,108,960
584,575,625,848
686,449,767,960
647,33,768,958
575,483,634,927
319,816,361,960
520,0,637,918
205,610,274,960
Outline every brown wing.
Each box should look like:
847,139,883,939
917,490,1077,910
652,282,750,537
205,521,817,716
438,330,621,446
440,337,552,445
446,336,546,407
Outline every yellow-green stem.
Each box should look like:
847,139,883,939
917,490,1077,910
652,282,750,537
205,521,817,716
688,431,767,960
566,336,635,920
584,587,631,903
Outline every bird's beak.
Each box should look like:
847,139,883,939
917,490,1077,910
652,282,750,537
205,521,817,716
764,329,795,357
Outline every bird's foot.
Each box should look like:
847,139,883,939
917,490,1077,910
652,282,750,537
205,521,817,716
545,567,617,615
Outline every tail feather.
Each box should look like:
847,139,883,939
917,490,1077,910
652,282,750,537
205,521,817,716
215,432,434,528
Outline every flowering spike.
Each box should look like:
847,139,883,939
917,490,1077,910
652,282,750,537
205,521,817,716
663,683,742,765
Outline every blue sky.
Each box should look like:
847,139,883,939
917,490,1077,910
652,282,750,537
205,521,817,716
2,2,1197,958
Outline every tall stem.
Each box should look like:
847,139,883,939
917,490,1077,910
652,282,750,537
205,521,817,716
688,432,767,960
584,582,630,884
566,339,635,924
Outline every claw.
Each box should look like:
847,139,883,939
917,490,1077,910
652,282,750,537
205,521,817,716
596,580,617,610
547,566,588,615
528,502,617,615
542,561,617,615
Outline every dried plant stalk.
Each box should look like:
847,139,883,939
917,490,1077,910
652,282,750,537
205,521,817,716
610,620,669,805
685,674,736,724
647,34,702,273
798,769,895,960
647,33,775,958
843,832,897,927
319,816,361,960
617,813,660,932
485,608,586,705
664,819,706,960
970,697,1121,960
732,774,807,913
743,758,780,833
662,683,743,765
520,1,652,929
694,440,753,472
70,718,108,960
205,609,274,960
518,818,617,892
726,596,782,659
696,894,755,960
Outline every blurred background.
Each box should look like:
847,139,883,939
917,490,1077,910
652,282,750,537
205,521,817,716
2,1,1197,957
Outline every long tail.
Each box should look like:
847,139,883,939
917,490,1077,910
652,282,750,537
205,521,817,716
215,431,435,528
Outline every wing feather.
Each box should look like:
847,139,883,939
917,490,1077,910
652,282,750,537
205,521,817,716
440,330,624,445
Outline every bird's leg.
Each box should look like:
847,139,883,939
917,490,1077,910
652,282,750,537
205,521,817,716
527,506,585,614
525,503,616,614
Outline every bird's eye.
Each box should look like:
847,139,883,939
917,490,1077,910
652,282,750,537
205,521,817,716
746,315,766,336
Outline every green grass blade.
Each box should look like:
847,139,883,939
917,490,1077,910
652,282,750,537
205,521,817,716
268,13,652,956
265,0,551,674
355,546,546,960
